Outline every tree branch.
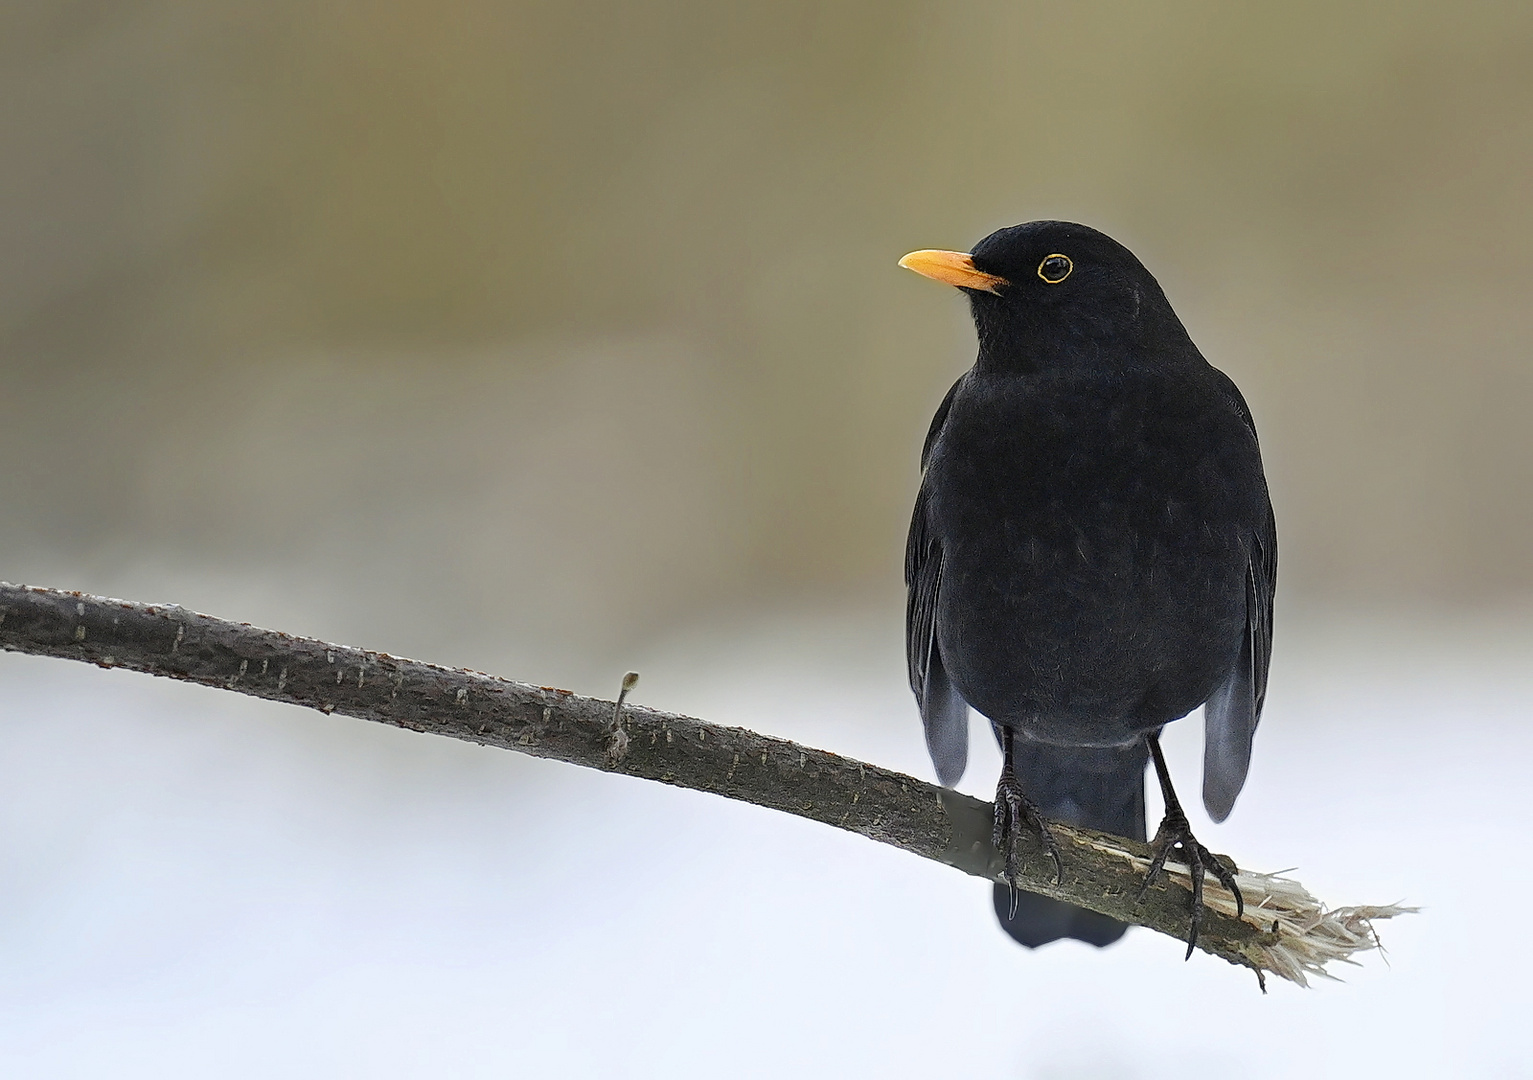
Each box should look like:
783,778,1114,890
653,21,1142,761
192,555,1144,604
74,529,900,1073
0,583,1408,989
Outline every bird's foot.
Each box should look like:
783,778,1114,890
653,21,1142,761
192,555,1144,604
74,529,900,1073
991,767,1063,916
1135,805,1244,959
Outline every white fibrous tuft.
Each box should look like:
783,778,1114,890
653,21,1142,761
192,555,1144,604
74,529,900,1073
1077,832,1416,987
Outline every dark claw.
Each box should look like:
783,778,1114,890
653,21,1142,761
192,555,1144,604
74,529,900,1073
993,765,1064,915
1135,805,1244,959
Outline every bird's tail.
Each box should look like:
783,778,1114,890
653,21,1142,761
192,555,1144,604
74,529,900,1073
994,735,1148,949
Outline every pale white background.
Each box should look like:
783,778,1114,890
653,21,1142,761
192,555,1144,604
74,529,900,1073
1,605,1524,1079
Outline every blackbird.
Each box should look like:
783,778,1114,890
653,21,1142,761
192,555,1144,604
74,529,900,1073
900,221,1275,953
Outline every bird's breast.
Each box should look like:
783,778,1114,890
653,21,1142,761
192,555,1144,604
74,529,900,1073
925,371,1260,734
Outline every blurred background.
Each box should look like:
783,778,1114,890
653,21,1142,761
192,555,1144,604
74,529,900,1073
1,2,1530,1076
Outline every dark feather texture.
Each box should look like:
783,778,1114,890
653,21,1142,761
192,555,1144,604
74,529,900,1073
903,221,1275,948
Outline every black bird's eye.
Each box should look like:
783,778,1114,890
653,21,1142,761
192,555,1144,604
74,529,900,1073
1038,254,1073,284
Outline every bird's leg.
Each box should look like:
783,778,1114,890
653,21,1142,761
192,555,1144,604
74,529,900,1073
1136,730,1244,958
992,725,1063,915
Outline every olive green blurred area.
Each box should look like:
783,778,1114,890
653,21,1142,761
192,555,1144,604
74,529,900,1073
3,1,1530,674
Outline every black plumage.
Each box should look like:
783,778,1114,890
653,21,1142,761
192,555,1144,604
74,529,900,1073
901,221,1275,952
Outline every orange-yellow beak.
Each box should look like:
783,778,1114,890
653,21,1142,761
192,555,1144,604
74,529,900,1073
898,249,1007,294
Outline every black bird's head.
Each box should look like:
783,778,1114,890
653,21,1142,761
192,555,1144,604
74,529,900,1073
899,220,1193,373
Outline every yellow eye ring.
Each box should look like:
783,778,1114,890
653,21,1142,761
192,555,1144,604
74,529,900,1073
1038,254,1072,284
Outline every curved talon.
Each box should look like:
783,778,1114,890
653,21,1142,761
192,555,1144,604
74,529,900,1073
1186,841,1207,960
1209,854,1244,921
1039,820,1063,885
1136,806,1245,959
992,766,1064,918
1135,731,1245,957
993,784,1022,917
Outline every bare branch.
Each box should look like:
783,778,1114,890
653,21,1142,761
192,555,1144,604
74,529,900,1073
0,583,1410,988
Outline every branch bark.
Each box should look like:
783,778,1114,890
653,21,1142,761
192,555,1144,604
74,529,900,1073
0,583,1406,988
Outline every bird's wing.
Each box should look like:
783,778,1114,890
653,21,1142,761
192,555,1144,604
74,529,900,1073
906,377,968,786
906,485,968,786
1202,378,1277,822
